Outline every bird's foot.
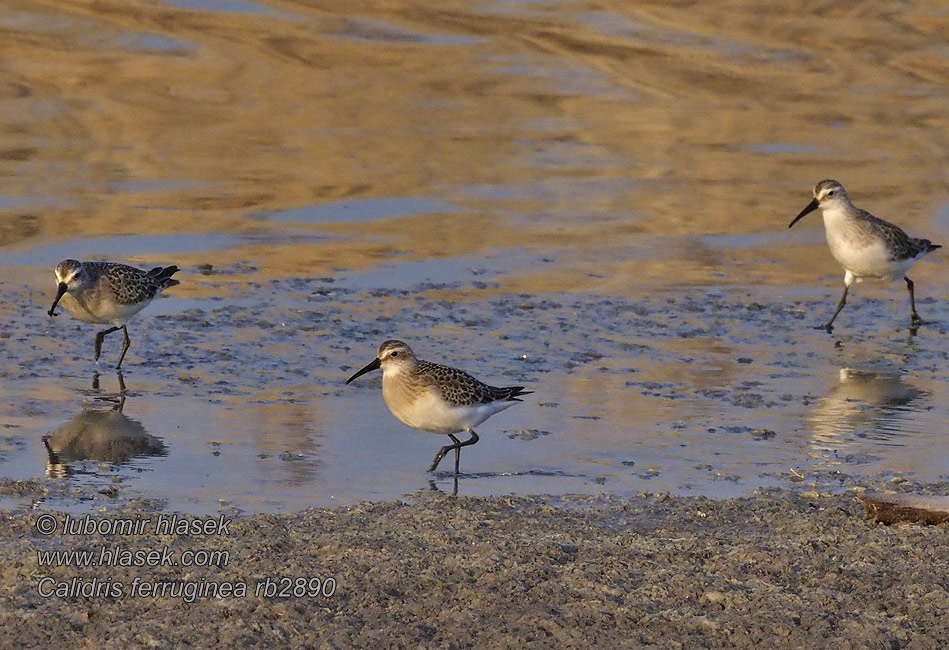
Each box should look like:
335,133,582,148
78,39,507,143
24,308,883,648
814,323,834,333
908,313,925,336
427,454,446,473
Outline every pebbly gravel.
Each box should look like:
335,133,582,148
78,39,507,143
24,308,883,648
1,484,946,649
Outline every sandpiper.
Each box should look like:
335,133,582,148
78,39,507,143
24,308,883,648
47,259,180,368
789,180,941,332
345,340,532,474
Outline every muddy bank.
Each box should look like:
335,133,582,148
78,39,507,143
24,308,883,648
2,484,946,648
3,277,948,510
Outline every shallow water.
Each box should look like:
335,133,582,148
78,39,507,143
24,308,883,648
0,0,946,512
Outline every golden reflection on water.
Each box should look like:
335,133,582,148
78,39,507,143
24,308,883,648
0,0,944,291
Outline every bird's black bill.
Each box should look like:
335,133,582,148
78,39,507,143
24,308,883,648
47,282,68,316
345,357,381,384
789,198,819,228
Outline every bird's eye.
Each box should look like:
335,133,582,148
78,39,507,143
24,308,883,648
391,351,399,357
827,190,835,196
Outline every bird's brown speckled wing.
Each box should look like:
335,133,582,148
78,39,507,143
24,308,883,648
416,360,530,407
102,263,176,305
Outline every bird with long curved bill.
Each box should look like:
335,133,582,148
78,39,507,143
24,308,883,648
346,340,531,475
47,259,180,368
789,180,940,333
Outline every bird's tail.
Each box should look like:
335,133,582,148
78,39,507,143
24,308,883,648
499,386,533,402
149,265,180,288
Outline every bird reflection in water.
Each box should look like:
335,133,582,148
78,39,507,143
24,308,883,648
428,475,459,497
43,372,167,478
809,368,925,451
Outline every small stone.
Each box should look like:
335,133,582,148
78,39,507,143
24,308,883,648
703,590,726,604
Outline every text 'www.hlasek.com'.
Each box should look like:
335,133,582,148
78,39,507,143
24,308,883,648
33,513,337,603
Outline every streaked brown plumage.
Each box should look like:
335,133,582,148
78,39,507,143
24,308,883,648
346,340,531,474
48,259,180,368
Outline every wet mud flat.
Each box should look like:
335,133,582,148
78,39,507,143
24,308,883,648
2,272,949,509
2,480,947,649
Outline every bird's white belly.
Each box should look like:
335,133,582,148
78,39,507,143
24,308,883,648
383,389,514,434
59,293,150,326
826,231,906,280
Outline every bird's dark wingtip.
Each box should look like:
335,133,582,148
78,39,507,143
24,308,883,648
150,265,180,279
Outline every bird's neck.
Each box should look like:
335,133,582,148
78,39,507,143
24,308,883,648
382,360,418,381
820,201,856,229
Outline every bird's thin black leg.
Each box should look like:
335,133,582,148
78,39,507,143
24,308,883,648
905,276,922,328
115,325,131,369
429,431,480,474
454,431,479,475
819,285,849,332
94,326,122,362
429,434,462,473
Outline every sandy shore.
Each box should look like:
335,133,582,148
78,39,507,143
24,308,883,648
2,482,946,649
